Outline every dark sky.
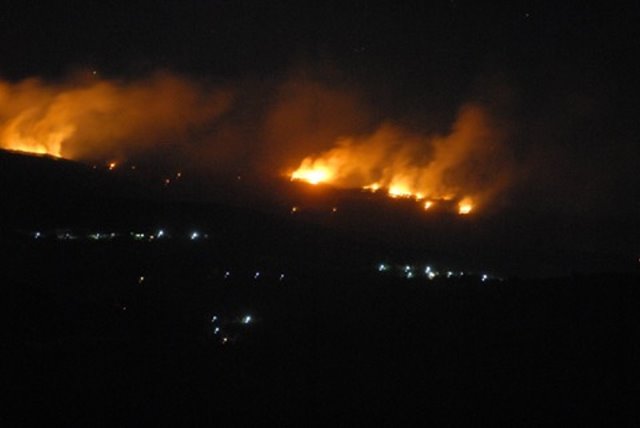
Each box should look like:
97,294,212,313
1,0,638,216
2,2,636,84
1,1,636,113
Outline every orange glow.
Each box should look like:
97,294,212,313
0,72,231,161
458,198,473,215
363,183,381,192
388,185,414,199
4,128,70,157
288,104,509,215
290,161,333,185
108,161,117,170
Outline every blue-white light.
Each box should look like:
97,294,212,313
243,315,252,324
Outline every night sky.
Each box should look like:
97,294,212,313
1,1,639,270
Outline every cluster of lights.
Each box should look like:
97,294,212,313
377,263,496,283
209,312,255,345
221,269,286,283
28,229,209,242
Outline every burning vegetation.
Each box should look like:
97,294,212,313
290,105,511,215
0,72,231,161
1,71,512,216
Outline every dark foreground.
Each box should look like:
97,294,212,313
2,236,638,426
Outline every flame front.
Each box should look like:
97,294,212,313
290,105,510,215
290,159,332,185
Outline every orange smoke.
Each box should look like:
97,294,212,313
0,69,513,215
291,104,511,213
0,72,232,161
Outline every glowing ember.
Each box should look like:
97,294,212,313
108,162,117,170
423,201,433,210
458,198,473,215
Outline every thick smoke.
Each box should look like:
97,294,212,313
0,70,514,211
288,103,512,210
0,72,232,163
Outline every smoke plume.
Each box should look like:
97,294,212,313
0,72,232,163
1,70,514,212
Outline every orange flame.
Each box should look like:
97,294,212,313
290,105,509,214
457,198,473,215
290,161,332,185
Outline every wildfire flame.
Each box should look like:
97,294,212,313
290,162,332,185
1,72,510,216
290,105,509,215
0,72,231,161
457,198,473,215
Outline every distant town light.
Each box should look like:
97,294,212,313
191,232,199,240
243,315,252,324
